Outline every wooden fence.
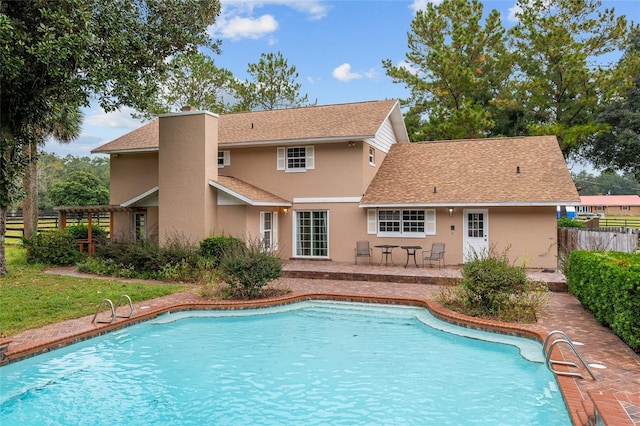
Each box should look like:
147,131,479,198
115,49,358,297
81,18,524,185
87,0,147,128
5,212,110,242
558,227,640,256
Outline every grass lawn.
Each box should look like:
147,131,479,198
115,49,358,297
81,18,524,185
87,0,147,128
0,245,190,337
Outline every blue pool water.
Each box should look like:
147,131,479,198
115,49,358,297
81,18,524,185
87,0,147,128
1,301,570,425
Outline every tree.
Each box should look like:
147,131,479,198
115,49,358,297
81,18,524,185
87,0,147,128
137,51,236,119
0,0,220,275
509,0,631,157
383,0,512,140
233,51,314,111
580,28,640,181
572,170,640,195
49,171,109,207
22,106,83,239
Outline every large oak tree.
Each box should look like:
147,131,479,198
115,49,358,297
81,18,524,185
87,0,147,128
0,0,221,275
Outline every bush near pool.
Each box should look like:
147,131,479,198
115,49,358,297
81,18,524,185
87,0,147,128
567,250,640,353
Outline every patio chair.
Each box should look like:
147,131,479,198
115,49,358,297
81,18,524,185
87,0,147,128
422,242,445,268
354,240,372,264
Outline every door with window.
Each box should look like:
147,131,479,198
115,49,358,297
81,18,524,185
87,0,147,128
132,211,146,241
463,209,488,261
294,211,328,258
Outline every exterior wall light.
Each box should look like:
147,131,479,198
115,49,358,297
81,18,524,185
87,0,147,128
448,208,454,217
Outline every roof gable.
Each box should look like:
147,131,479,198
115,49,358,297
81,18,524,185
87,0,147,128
360,136,580,206
92,99,405,153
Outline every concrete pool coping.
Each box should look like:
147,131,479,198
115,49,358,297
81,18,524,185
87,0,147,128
1,265,639,425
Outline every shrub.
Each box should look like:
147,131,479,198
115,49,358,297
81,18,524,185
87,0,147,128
199,235,247,266
437,249,549,323
23,230,79,265
557,217,586,228
219,244,282,299
65,224,108,240
567,251,640,353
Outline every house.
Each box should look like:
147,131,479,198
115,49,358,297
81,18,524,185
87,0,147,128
577,195,640,217
92,100,580,269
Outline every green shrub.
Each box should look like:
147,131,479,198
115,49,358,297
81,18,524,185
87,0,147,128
199,235,247,266
557,217,586,228
437,249,549,323
567,251,640,353
460,250,530,314
220,245,282,299
65,224,108,240
23,230,79,265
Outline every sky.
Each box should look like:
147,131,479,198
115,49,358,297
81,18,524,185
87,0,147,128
44,0,640,162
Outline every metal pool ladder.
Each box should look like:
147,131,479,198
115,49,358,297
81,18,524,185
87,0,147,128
543,330,597,380
92,295,134,324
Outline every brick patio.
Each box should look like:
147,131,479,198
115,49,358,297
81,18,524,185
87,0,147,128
1,260,638,425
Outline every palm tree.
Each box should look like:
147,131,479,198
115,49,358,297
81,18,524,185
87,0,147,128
22,106,83,239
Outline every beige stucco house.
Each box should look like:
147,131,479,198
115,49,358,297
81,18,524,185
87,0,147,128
92,99,580,269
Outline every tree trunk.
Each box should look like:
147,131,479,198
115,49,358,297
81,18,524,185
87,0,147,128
22,141,39,239
0,205,7,276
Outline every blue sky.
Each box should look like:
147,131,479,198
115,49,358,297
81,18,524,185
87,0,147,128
44,0,639,160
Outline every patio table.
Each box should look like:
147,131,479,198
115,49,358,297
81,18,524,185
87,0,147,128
401,245,422,268
374,244,398,265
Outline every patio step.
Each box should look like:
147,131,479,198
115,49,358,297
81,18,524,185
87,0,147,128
283,269,459,286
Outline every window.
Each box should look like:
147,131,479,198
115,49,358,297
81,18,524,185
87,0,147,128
621,206,629,211
132,211,146,241
218,150,230,168
369,147,375,166
596,206,604,211
277,146,315,172
295,210,328,257
260,211,278,251
372,209,435,237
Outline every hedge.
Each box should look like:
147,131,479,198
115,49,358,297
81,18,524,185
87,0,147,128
567,251,640,353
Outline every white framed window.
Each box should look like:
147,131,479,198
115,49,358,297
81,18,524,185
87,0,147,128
368,147,375,166
132,211,146,241
218,150,230,168
621,206,629,211
277,146,314,172
370,209,436,237
596,206,604,211
259,211,278,252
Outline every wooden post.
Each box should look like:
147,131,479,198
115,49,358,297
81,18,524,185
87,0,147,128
60,211,67,231
87,212,93,257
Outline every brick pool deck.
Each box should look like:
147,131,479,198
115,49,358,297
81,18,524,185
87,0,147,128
1,260,638,425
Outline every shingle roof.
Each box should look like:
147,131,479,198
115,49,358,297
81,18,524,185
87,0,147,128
92,100,403,153
210,176,291,206
580,195,640,206
360,136,580,206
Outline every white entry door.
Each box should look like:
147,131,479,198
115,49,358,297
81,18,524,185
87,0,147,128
463,209,488,261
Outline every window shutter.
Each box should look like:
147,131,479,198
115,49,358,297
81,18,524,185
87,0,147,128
426,209,436,235
367,209,377,234
223,150,230,166
277,147,285,170
305,146,315,170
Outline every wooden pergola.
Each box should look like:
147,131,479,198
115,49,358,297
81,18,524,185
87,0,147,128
53,205,134,257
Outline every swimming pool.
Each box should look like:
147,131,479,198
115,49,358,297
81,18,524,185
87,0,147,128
1,301,570,425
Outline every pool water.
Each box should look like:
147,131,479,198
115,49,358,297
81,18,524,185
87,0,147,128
1,301,570,425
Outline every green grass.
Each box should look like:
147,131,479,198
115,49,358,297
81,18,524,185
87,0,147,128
0,246,190,337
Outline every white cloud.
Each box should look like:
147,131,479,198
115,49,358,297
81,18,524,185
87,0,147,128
222,0,330,21
213,14,278,40
410,0,442,13
507,4,522,23
332,63,362,82
398,60,419,76
84,107,144,129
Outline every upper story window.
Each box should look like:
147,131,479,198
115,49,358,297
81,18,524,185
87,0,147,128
621,206,630,211
218,150,230,168
369,147,375,166
368,209,436,237
277,146,315,172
